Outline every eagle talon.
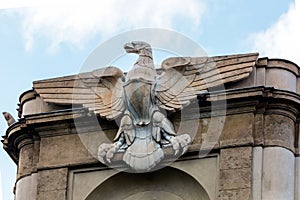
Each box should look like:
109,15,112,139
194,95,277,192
169,134,191,156
98,143,119,164
169,137,179,155
182,146,189,154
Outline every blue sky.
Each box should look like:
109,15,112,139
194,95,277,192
0,0,298,199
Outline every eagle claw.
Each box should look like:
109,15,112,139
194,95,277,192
98,143,118,163
170,134,191,156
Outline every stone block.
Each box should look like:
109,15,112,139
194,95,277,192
38,134,96,168
219,188,251,200
220,113,254,147
79,129,117,158
173,119,202,144
264,114,295,152
37,190,66,200
200,117,223,149
220,147,252,170
256,66,266,86
219,168,251,190
253,113,264,145
18,144,34,178
37,168,68,192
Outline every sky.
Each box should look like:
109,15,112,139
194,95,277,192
0,0,299,199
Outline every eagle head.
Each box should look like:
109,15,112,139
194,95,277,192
124,41,151,54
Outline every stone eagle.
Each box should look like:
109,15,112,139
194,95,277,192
34,41,258,172
2,112,16,126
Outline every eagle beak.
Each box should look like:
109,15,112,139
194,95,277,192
124,42,137,53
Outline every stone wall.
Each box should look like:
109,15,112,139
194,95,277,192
219,147,252,199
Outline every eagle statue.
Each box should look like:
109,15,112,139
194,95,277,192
33,41,258,172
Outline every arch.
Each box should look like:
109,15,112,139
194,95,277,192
85,167,210,200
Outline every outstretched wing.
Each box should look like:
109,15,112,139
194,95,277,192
155,53,259,111
33,66,125,120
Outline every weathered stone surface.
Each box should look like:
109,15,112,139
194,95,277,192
37,168,68,192
80,129,118,157
220,113,254,147
219,188,251,200
264,114,295,151
266,68,296,92
18,144,35,178
219,146,253,199
200,117,223,150
219,168,251,190
38,134,96,168
17,141,40,179
220,147,252,170
173,119,202,145
37,190,66,200
256,66,266,85
253,113,264,145
36,169,68,199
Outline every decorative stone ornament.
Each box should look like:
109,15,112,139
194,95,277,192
33,41,258,172
2,112,16,126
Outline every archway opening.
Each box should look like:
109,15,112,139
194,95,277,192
85,167,210,200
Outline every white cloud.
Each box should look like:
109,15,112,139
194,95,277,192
251,0,300,65
5,0,205,52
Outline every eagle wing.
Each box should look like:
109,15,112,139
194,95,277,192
33,66,125,120
155,53,259,111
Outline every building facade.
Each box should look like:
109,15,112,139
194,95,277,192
2,56,300,200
